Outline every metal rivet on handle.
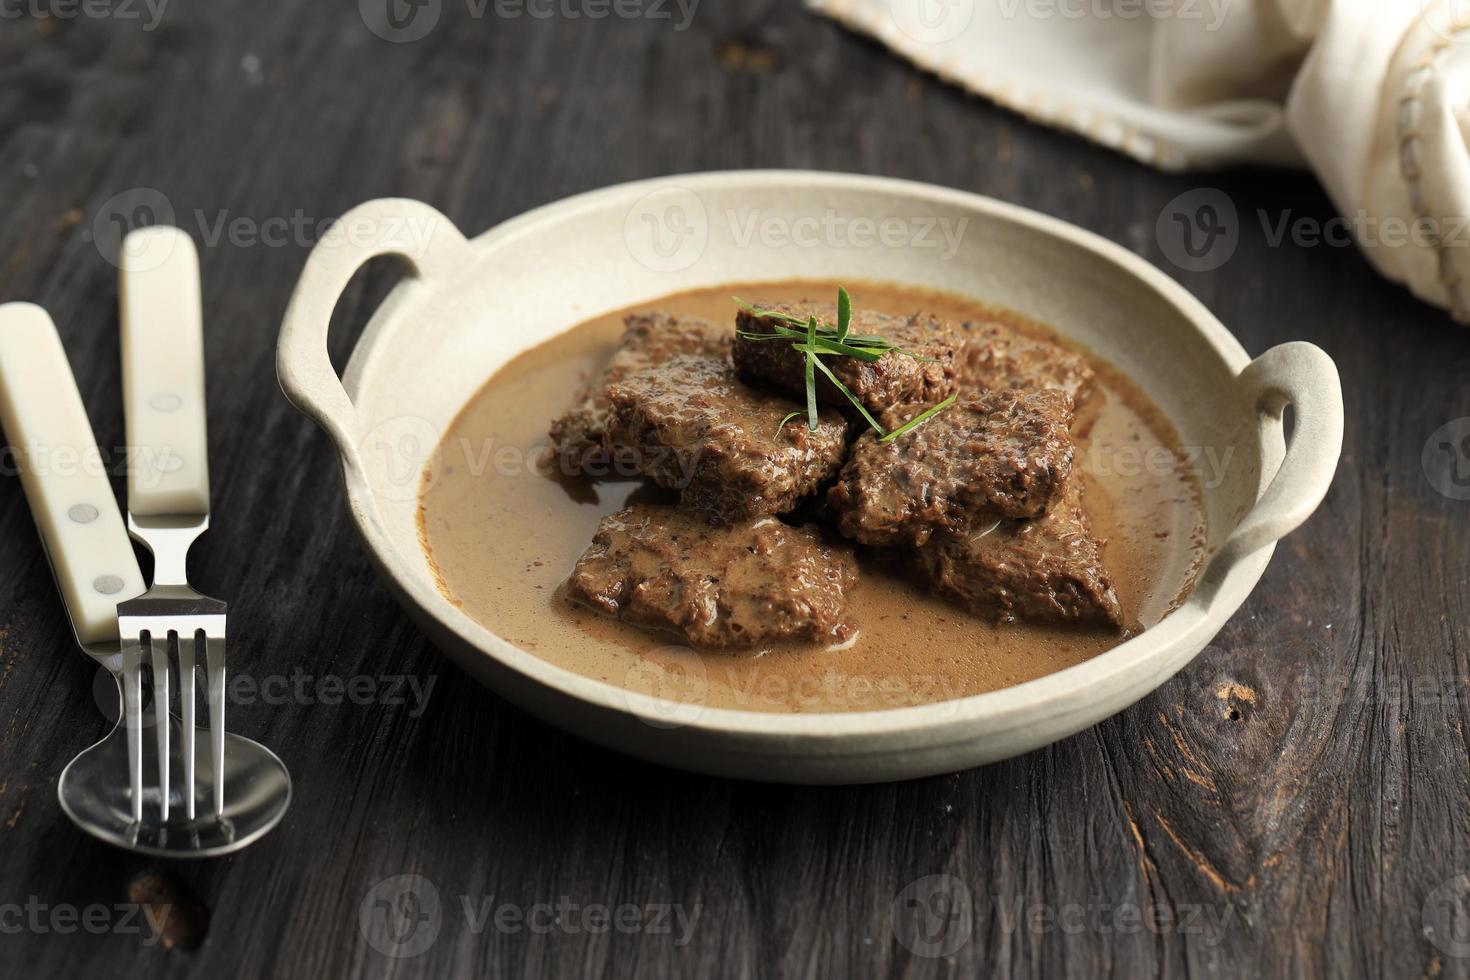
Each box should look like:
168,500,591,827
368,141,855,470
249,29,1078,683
68,504,99,524
150,393,182,412
93,575,124,595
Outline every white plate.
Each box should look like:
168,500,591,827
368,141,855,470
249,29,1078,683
276,171,1342,783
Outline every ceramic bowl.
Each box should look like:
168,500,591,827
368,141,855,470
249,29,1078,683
276,171,1343,783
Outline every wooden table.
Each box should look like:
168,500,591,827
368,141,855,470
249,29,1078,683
2,2,1467,977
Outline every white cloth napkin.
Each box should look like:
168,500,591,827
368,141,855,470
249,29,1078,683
810,0,1470,320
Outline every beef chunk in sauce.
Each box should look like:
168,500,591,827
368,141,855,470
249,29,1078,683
549,312,731,472
956,319,1096,409
566,504,858,648
604,353,849,521
908,478,1123,628
827,387,1077,547
735,300,960,413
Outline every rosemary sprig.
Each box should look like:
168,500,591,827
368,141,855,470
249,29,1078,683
746,286,956,442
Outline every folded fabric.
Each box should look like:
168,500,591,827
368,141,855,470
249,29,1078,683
810,0,1470,321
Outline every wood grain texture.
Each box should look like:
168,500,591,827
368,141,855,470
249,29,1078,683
2,2,1468,977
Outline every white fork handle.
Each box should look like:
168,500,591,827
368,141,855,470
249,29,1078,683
0,304,145,644
120,226,210,517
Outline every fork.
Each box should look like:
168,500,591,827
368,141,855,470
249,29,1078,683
115,227,226,823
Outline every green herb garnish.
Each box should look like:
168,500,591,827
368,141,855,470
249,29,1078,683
803,315,818,431
743,286,955,441
776,410,804,431
878,393,958,443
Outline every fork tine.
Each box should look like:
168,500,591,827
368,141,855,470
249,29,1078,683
122,635,145,824
179,632,198,822
205,633,226,817
147,631,170,822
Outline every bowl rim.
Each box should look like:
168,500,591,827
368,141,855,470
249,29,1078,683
294,170,1288,743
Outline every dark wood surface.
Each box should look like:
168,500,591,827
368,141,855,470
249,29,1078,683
2,2,1468,977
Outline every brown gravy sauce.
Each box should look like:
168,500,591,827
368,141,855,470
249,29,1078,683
418,281,1206,713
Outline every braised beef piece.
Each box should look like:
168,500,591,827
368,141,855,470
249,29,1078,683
908,478,1123,628
603,353,849,521
955,319,1096,409
827,387,1076,547
735,300,960,413
549,312,731,472
566,504,858,648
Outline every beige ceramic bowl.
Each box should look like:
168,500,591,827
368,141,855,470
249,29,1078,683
277,171,1343,783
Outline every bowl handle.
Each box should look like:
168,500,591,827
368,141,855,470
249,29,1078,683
1198,341,1343,590
276,198,474,474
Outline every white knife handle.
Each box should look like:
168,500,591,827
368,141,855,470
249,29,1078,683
0,304,145,644
120,226,210,517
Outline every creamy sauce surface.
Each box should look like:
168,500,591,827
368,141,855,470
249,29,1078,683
419,282,1205,713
